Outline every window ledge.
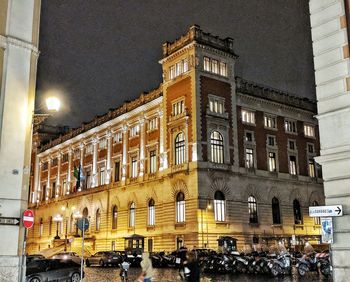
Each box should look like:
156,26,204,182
146,129,158,134
215,221,229,228
242,121,256,126
127,227,135,232
272,224,283,228
175,222,186,229
294,224,304,229
147,225,155,231
264,126,277,131
249,222,259,227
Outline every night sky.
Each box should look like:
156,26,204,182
36,0,315,128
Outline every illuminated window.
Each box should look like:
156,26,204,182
149,150,157,173
214,191,225,222
129,202,135,227
248,196,258,223
245,148,254,168
264,115,276,129
241,109,255,124
112,205,118,229
148,117,157,130
304,124,315,137
204,57,211,71
289,155,297,175
308,159,316,178
211,59,219,74
130,125,140,137
285,120,297,133
99,138,107,149
268,152,276,172
114,132,122,143
210,131,224,164
169,59,188,79
131,157,138,178
209,97,224,114
99,167,105,185
148,199,155,226
175,132,185,165
85,144,93,156
293,199,302,224
220,62,227,76
176,192,185,223
172,100,185,116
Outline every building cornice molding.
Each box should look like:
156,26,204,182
0,35,39,56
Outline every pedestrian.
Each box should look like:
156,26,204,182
139,252,153,282
184,251,200,282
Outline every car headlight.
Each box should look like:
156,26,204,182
63,255,67,259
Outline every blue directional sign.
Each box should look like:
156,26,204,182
77,218,89,231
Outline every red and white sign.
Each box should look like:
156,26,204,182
23,209,34,229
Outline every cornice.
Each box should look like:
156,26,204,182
0,35,39,56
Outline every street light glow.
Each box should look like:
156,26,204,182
45,96,61,112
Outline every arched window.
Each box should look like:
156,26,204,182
176,192,185,223
95,209,101,231
112,205,118,229
248,196,258,223
214,191,225,221
148,199,155,226
83,207,88,218
210,131,224,163
272,197,281,224
48,216,53,235
293,199,302,224
129,202,135,227
175,132,185,165
312,201,320,225
39,218,43,237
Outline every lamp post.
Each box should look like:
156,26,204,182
206,200,212,248
53,214,63,240
61,205,75,252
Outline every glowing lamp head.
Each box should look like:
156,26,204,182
45,97,60,112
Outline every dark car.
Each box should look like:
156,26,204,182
85,251,123,267
26,259,83,282
26,254,45,263
51,252,81,264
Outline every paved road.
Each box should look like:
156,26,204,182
84,266,333,282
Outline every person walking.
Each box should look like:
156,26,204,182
139,252,153,282
185,251,200,282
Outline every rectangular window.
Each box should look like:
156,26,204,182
267,136,276,146
131,157,138,178
220,62,227,77
285,120,297,133
130,125,140,137
245,148,254,168
51,182,56,199
86,171,91,189
308,144,314,154
62,180,67,195
73,148,80,159
289,155,297,175
62,153,69,163
42,162,48,171
209,97,224,114
183,59,188,73
245,132,253,142
308,159,316,178
172,100,185,116
99,138,107,150
169,65,175,79
149,150,157,173
176,61,182,76
114,161,120,182
241,109,255,124
176,201,185,223
268,152,276,172
100,167,105,185
211,59,219,74
85,144,93,156
51,158,58,167
148,117,157,130
264,115,276,129
114,132,122,143
169,59,188,80
304,124,315,137
289,140,296,150
148,205,155,226
204,57,211,71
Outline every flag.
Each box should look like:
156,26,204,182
74,165,80,189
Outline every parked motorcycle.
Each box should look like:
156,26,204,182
297,251,331,277
268,253,292,277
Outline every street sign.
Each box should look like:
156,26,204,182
321,217,333,244
0,217,20,226
309,205,343,217
77,218,89,231
23,209,35,229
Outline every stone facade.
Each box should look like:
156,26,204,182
309,1,350,281
27,26,324,256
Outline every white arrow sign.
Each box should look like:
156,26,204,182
309,205,343,217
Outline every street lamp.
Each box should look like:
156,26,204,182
61,205,77,251
33,96,61,129
53,214,63,240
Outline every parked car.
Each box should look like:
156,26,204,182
52,252,81,264
85,251,123,267
26,259,83,282
26,254,45,263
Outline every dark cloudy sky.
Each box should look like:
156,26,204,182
36,0,315,127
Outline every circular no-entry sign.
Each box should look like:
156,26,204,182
23,209,34,229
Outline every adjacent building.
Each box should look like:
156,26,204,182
27,26,324,255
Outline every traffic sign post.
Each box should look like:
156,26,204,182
76,218,89,281
309,205,343,217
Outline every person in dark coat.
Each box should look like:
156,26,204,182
185,251,200,282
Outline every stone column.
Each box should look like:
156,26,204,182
36,161,42,203
139,118,146,177
33,155,40,204
67,148,72,194
106,130,112,184
79,142,84,191
46,157,51,200
185,116,189,162
92,137,98,187
56,153,61,198
122,124,128,183
158,110,168,170
309,1,350,280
